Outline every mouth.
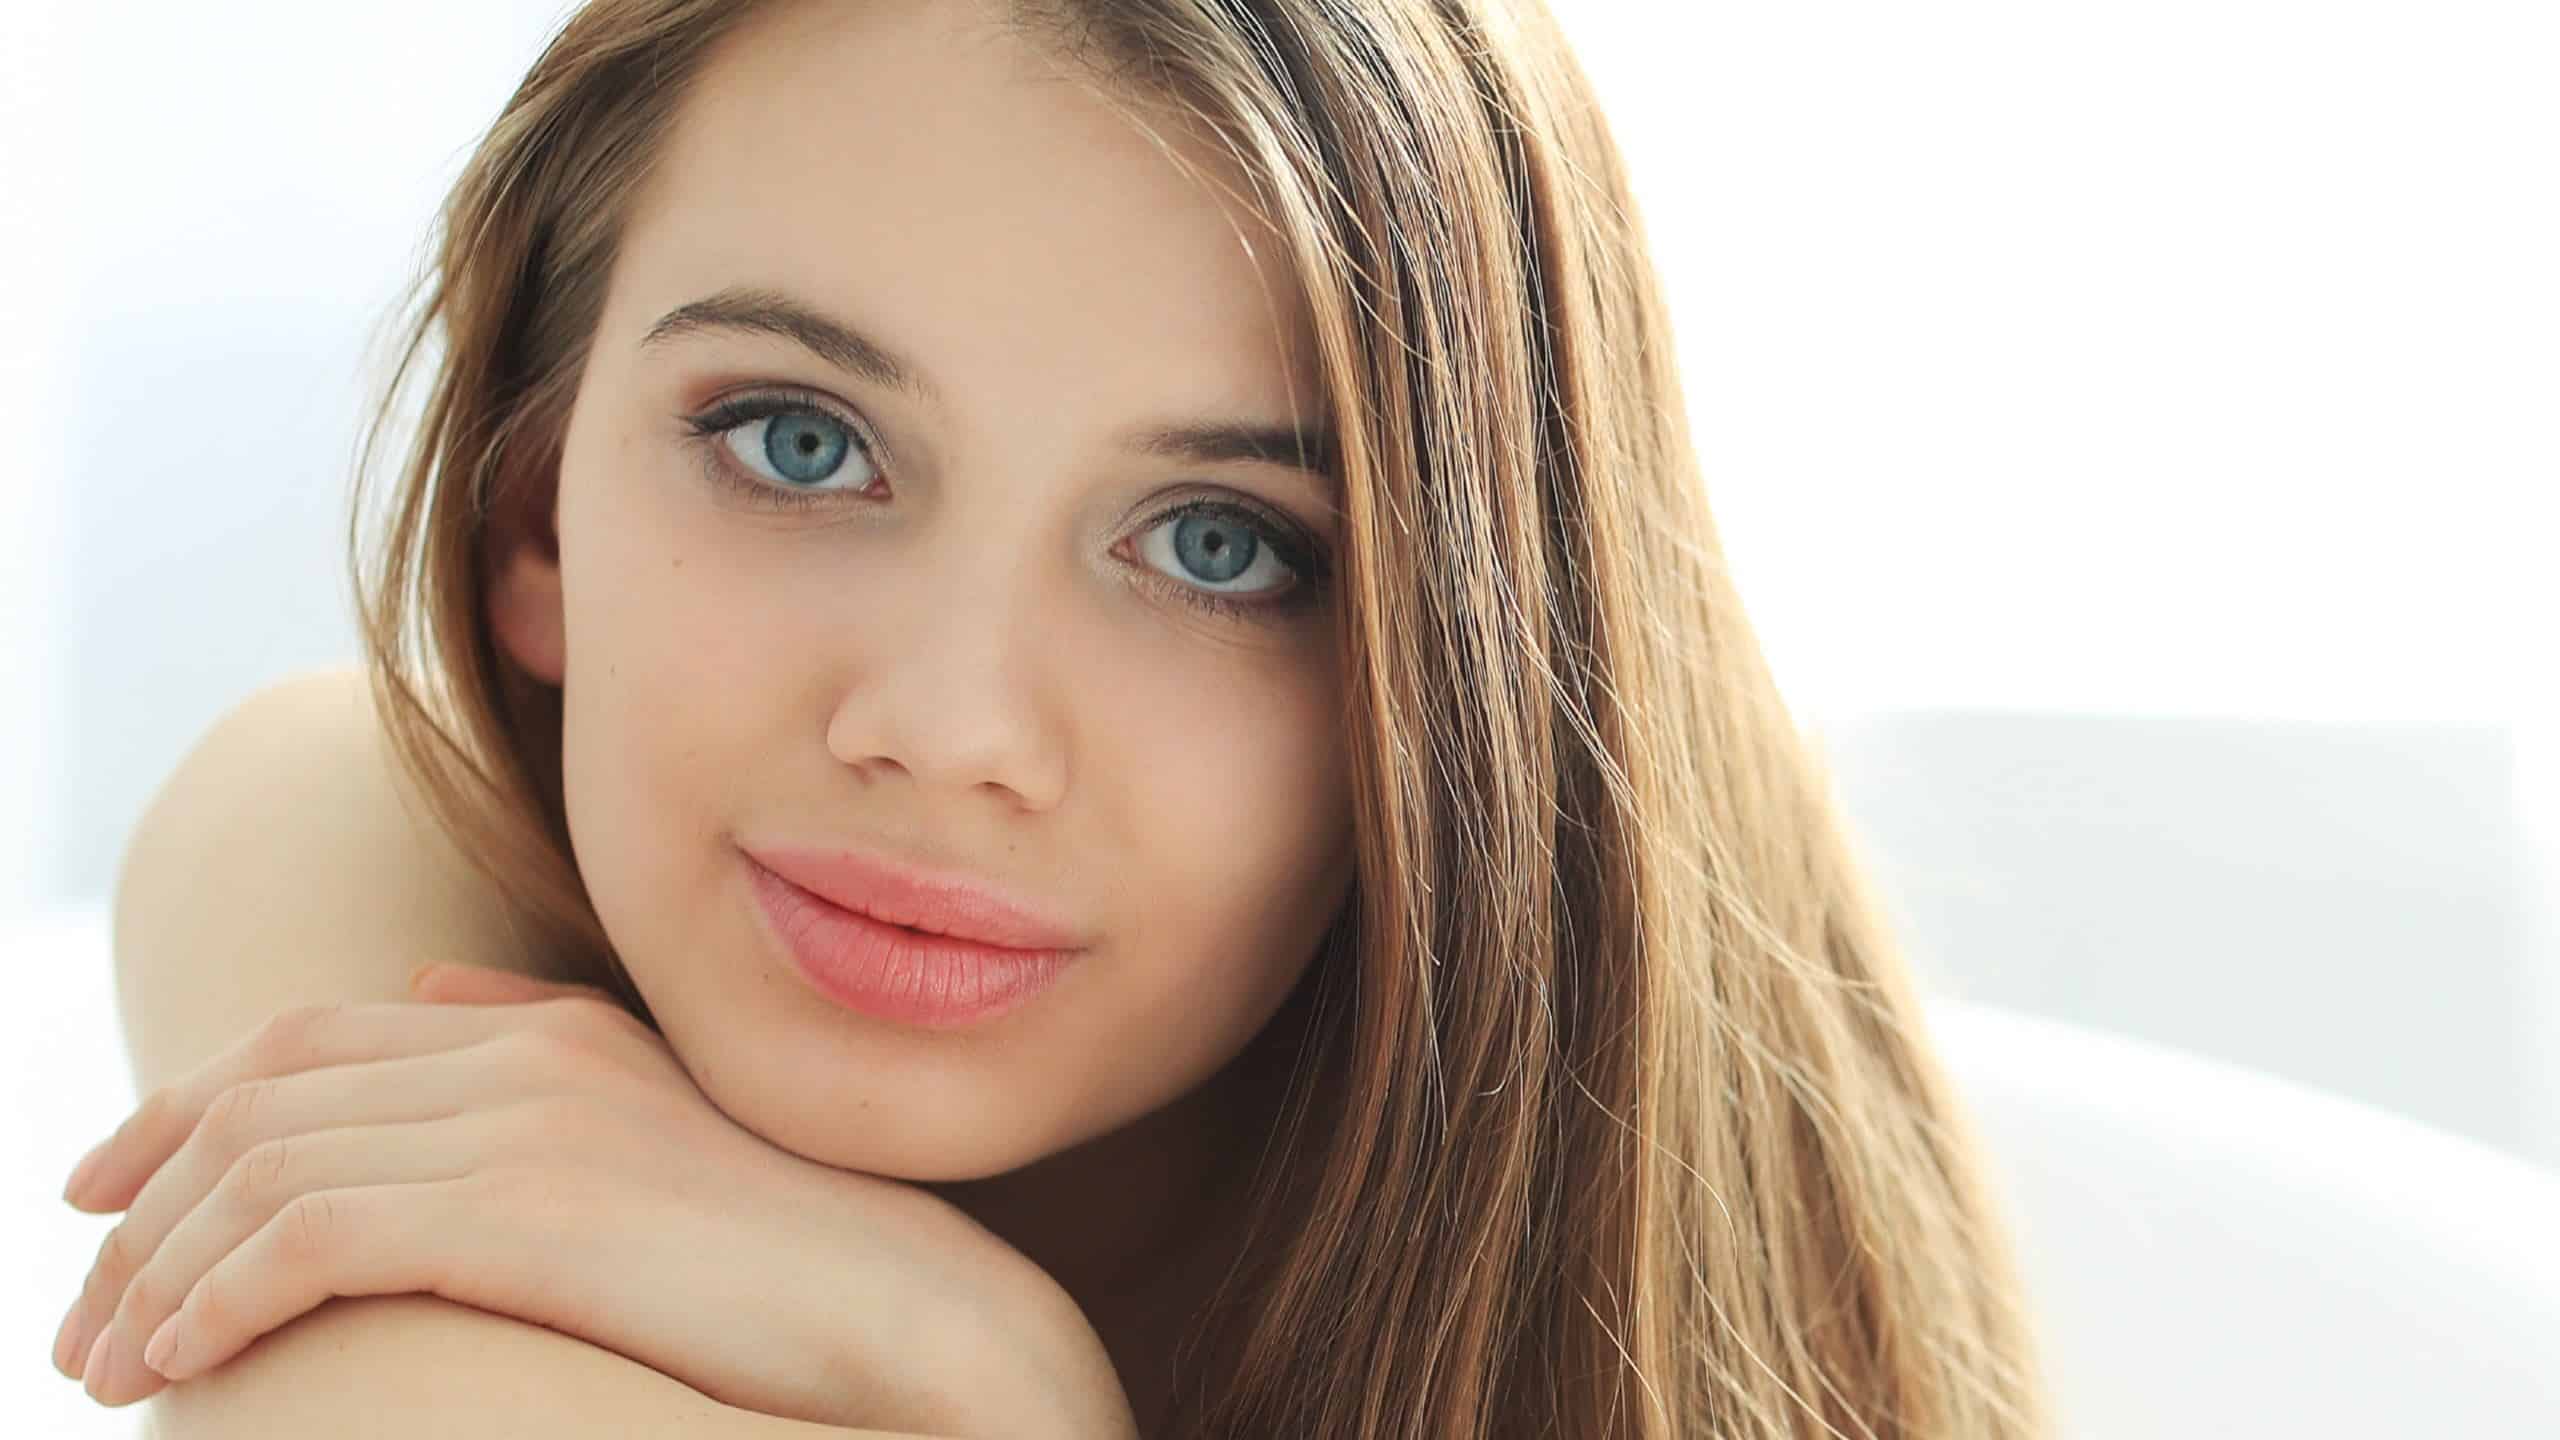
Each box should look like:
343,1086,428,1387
745,857,1081,1030
740,843,1092,953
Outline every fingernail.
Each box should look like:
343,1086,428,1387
408,962,441,991
51,1304,84,1376
62,1143,107,1205
143,1313,184,1377
82,1328,112,1399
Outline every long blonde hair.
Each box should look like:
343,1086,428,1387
349,1,2061,1434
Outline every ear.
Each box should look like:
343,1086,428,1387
485,473,566,686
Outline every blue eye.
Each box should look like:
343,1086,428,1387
683,392,878,496
1127,501,1331,621
677,390,1334,623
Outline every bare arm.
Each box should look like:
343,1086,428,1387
111,668,943,1438
141,1295,926,1439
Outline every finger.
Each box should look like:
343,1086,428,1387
79,1116,474,1406
151,1168,670,1399
412,963,604,1006
136,1179,492,1391
58,1040,527,1390
64,1001,516,1215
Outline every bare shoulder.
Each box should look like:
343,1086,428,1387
110,664,561,1092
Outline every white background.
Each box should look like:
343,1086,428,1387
5,2,2555,1434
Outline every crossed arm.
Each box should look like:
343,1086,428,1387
105,669,950,1439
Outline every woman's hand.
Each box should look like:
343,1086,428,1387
50,963,1138,1437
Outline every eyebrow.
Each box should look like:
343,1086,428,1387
640,286,1340,486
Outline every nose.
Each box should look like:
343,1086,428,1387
820,553,1069,812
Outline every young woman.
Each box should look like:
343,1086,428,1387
54,0,2060,1435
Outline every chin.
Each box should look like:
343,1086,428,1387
664,1015,1071,1183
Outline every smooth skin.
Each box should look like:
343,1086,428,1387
59,0,1355,1433
55,958,1138,1435
80,673,992,1437
480,0,1354,1422
481,0,1361,1414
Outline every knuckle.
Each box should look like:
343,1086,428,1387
204,1077,275,1143
531,993,631,1050
480,1157,580,1225
282,1190,342,1257
121,1271,182,1321
91,1223,136,1283
501,1021,603,1082
495,1021,563,1060
250,1002,340,1064
181,1273,232,1335
235,1136,297,1202
488,1024,560,1077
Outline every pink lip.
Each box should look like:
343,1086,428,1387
743,844,1091,952
746,859,1080,1030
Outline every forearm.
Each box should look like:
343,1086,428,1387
153,1402,947,1440
131,1295,976,1440
156,1402,945,1440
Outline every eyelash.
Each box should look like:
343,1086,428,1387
678,389,1334,624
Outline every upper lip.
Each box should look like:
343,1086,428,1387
743,843,1093,953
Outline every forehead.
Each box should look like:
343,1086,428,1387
613,0,1323,432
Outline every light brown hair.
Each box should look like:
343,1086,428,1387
348,1,2062,1434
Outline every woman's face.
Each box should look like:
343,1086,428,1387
489,0,1354,1182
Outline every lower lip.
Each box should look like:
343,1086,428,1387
745,859,1079,1030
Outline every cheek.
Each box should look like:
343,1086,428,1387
559,461,799,738
1114,666,1351,963
553,467,780,933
